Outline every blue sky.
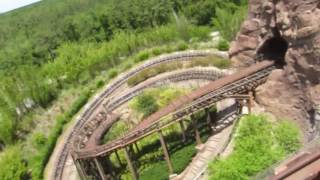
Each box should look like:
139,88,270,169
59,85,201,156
0,0,41,13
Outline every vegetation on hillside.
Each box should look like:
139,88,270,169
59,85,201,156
0,0,248,179
208,115,301,180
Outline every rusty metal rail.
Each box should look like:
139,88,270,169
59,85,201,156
72,61,275,159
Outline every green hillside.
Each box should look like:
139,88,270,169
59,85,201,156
0,0,247,179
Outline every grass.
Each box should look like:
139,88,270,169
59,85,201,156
208,115,301,180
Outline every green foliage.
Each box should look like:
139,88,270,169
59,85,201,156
212,3,247,41
108,68,119,79
31,132,47,149
28,89,91,180
136,51,151,62
217,38,230,51
129,92,159,118
274,121,301,154
208,115,301,180
0,145,28,180
130,87,189,118
157,88,189,108
103,121,129,142
171,144,197,173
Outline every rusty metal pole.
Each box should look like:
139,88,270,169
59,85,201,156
158,130,174,174
191,114,202,145
123,147,138,180
94,157,108,180
179,120,187,142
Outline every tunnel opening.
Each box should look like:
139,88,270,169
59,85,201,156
257,34,288,68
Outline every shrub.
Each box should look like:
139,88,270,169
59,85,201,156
274,121,301,154
135,51,151,63
151,48,162,56
177,42,188,51
217,38,230,51
31,132,47,148
0,145,28,180
108,68,119,79
208,115,301,180
129,92,159,118
212,3,248,41
96,80,104,88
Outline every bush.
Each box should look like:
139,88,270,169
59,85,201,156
31,132,47,148
151,48,162,56
0,145,28,180
129,93,159,118
96,80,104,88
274,121,301,154
171,144,196,173
212,3,248,41
217,39,230,51
108,68,119,79
135,51,151,62
208,115,301,180
177,42,188,51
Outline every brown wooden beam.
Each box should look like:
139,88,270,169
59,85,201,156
248,91,254,113
205,108,213,132
179,121,186,142
114,150,123,167
158,130,174,174
191,114,202,145
94,157,108,180
73,158,87,180
123,147,138,180
134,142,140,154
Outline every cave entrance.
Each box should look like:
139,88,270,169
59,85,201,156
257,35,288,68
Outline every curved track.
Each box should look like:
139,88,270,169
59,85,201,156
49,50,226,180
72,61,275,160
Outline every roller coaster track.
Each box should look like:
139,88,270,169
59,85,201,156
74,67,226,150
72,61,275,159
50,50,226,180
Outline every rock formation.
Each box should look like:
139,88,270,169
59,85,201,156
229,0,320,139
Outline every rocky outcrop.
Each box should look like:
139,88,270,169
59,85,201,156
230,0,320,139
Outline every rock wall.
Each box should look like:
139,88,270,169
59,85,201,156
229,0,320,139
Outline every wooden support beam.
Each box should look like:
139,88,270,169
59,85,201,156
205,108,213,132
73,158,87,180
114,150,123,167
105,156,116,179
191,114,202,145
94,157,108,180
134,142,140,154
179,121,186,142
248,91,254,114
158,130,174,174
123,147,138,180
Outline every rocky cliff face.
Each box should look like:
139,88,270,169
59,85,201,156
229,0,320,139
